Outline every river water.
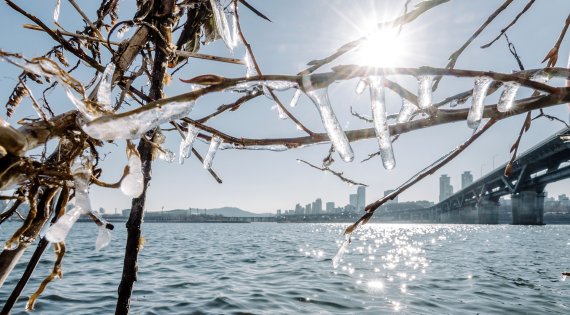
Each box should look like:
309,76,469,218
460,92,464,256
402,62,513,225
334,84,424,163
1,222,570,314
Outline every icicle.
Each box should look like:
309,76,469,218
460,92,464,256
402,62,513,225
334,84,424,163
355,79,367,95
272,104,288,120
332,238,350,268
97,63,115,110
497,82,520,112
46,164,92,243
53,0,61,22
117,24,130,39
369,76,396,170
302,76,354,162
397,98,416,124
120,147,144,198
290,89,301,108
467,76,493,129
179,126,199,164
417,75,433,109
244,50,256,78
96,227,112,251
81,99,196,140
158,149,175,163
209,0,235,51
203,136,222,169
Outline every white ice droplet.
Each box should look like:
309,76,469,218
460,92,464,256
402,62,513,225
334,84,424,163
290,89,302,108
97,63,115,109
355,79,367,95
496,82,520,112
121,150,144,198
467,76,492,129
53,0,61,22
45,208,82,243
203,136,222,169
244,50,256,78
417,75,433,109
179,126,199,164
272,104,288,120
369,76,395,170
332,239,350,268
302,76,354,162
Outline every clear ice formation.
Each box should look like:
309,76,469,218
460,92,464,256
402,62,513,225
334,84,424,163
532,71,551,84
397,98,416,124
209,0,237,51
369,76,395,170
96,226,112,251
46,166,92,243
53,0,61,22
496,82,520,112
81,98,196,140
290,89,301,108
467,76,493,129
203,136,222,169
332,238,350,268
272,104,288,120
158,149,176,163
355,79,367,95
179,126,199,164
417,75,433,109
219,143,288,151
244,50,256,78
302,76,354,162
96,63,115,110
120,150,144,198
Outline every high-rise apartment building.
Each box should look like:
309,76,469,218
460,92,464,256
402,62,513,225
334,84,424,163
439,174,454,202
461,171,473,190
357,186,366,211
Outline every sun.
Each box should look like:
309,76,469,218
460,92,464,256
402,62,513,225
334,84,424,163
355,24,409,68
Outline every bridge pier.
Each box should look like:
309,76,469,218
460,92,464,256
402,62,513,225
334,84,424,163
511,190,545,225
477,197,499,224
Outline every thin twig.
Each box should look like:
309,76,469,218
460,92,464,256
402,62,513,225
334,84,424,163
297,159,368,187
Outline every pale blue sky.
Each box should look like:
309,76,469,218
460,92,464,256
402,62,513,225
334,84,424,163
1,1,569,213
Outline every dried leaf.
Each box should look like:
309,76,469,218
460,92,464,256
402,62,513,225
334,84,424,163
179,74,226,85
504,162,513,177
542,46,559,67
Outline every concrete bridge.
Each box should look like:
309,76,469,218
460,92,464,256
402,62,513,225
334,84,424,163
390,128,570,225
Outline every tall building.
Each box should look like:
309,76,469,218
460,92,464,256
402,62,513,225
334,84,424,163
313,198,323,214
384,189,398,204
305,203,312,215
326,202,335,212
439,174,454,202
357,186,366,211
349,194,358,211
295,203,303,215
461,171,473,190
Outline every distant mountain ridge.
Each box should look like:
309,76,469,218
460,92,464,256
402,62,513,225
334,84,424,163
168,206,273,217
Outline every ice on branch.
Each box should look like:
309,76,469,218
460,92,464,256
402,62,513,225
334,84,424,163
467,76,492,129
302,76,354,162
355,79,367,95
332,238,350,268
209,0,237,51
179,126,199,164
290,89,301,108
53,0,61,22
532,71,551,84
158,148,176,163
46,163,92,243
120,146,144,198
219,143,288,151
244,50,256,78
96,226,112,251
81,98,196,140
117,24,130,39
417,75,433,109
369,76,395,170
272,104,288,120
496,82,520,112
96,63,115,110
203,136,222,169
397,98,416,124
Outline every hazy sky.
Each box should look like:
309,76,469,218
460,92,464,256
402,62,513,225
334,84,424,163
1,0,569,213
